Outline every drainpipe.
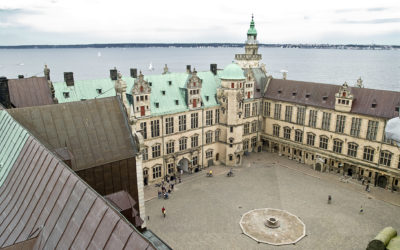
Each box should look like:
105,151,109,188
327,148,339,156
202,107,204,169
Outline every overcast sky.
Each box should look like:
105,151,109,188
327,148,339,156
1,0,399,45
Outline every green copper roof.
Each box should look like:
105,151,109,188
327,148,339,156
247,16,257,36
0,111,29,187
219,63,245,80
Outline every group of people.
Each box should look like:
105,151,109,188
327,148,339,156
158,179,175,199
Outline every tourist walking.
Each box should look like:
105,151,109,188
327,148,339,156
359,206,364,214
162,206,166,218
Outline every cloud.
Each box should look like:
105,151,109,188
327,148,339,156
338,18,400,24
366,7,387,12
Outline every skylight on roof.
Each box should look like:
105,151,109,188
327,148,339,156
155,102,159,108
162,90,166,95
96,88,102,94
63,92,70,98
175,100,179,105
305,94,310,98
322,96,328,101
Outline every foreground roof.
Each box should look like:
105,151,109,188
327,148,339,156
0,111,155,249
8,96,137,171
8,77,54,108
265,78,400,119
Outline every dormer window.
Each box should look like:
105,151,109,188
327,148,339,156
155,102,159,108
306,94,310,98
162,90,166,95
278,90,282,94
372,103,377,108
175,100,179,105
96,88,102,94
292,92,297,96
149,82,152,86
63,92,69,98
322,96,328,101
206,96,209,101
168,81,172,86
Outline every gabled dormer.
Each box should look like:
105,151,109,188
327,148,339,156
244,70,254,99
132,71,151,117
187,69,202,109
335,82,353,112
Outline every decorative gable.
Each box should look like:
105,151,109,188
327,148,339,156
132,72,151,95
335,82,353,112
187,70,202,109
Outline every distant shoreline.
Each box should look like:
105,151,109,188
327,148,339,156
0,43,399,50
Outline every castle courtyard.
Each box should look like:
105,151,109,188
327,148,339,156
145,152,400,250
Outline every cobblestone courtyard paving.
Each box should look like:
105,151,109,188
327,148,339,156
145,152,400,250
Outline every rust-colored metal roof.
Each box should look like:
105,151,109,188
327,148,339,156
8,96,138,171
0,112,156,249
8,77,54,108
265,78,400,119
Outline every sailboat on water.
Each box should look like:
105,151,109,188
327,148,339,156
149,62,154,71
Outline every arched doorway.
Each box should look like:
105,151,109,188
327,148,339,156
315,163,321,171
236,154,240,164
178,158,190,173
377,175,388,188
216,153,219,161
143,168,149,186
347,168,353,176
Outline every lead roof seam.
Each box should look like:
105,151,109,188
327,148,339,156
36,170,72,249
41,176,79,248
0,120,22,186
103,217,122,249
83,100,103,167
87,207,109,248
15,156,60,244
54,187,89,249
0,137,36,213
2,149,49,245
0,142,41,231
68,194,98,248
60,104,77,169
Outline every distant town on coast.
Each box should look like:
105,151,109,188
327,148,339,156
0,43,399,50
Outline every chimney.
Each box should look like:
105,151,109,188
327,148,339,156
186,65,191,74
44,64,50,81
0,77,11,108
210,64,217,75
110,68,118,80
64,72,74,86
18,75,24,79
130,68,137,78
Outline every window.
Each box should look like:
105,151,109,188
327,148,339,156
347,143,358,157
167,163,175,174
285,106,293,122
251,137,257,148
296,107,305,125
206,131,213,144
215,109,220,124
252,102,258,116
152,144,160,158
63,92,70,98
179,115,186,131
152,165,162,179
243,140,249,151
191,135,198,148
350,117,362,137
366,120,379,140
244,104,251,118
192,156,198,166
283,127,291,139
166,141,174,154
273,125,280,137
140,122,147,139
363,147,375,162
251,121,257,133
295,130,303,143
335,115,346,133
307,133,315,146
151,120,160,137
206,110,213,126
274,104,281,120
321,112,331,131
333,139,343,153
319,136,328,149
155,103,159,108
264,102,271,117
230,126,233,133
206,150,213,159
309,110,318,128
142,147,148,160
379,151,392,167
165,117,174,134
215,130,220,141
244,123,250,135
179,137,187,151
398,157,400,169
191,113,198,129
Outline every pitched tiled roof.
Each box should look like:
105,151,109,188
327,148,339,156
265,78,400,119
0,111,156,249
8,77,54,108
8,97,137,171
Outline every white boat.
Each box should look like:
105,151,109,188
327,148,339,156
97,52,101,57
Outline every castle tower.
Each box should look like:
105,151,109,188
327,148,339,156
235,15,262,69
132,72,151,117
218,63,246,166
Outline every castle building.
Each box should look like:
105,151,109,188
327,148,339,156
50,17,400,191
